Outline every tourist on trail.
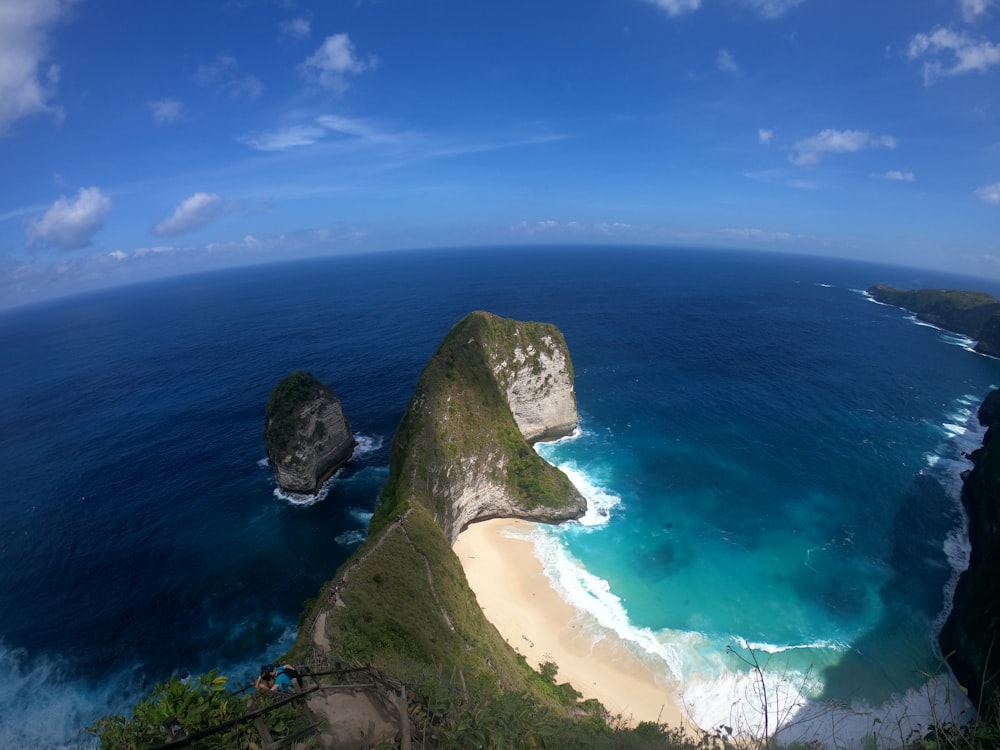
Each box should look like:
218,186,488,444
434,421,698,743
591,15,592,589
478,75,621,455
257,663,304,692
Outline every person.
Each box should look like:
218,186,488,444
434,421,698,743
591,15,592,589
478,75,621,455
256,663,303,692
255,665,276,692
274,663,303,691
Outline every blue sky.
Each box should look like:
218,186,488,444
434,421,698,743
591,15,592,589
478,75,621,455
1,0,999,308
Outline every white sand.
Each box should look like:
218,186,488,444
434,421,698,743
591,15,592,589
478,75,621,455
453,518,691,731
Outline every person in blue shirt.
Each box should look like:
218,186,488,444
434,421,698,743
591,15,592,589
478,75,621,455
257,663,303,692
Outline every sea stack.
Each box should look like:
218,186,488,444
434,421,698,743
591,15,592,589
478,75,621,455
373,310,586,542
264,371,356,495
940,389,1000,712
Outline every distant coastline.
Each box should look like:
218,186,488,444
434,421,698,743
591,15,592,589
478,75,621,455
867,284,1000,357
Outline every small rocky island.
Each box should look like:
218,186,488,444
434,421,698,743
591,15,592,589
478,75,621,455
264,371,356,494
941,389,1000,712
867,284,1000,356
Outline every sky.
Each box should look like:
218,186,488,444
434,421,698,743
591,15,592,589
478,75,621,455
1,0,999,308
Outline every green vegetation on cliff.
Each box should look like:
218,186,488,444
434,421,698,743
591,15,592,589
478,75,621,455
263,370,329,460
370,310,582,539
867,285,1000,356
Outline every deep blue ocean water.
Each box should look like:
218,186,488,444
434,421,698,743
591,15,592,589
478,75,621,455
1,246,998,748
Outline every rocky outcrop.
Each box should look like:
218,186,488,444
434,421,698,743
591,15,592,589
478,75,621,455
264,371,356,495
940,389,1000,714
867,285,1000,357
372,311,586,542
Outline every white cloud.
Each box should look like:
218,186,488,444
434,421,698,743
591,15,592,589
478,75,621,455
196,55,262,99
27,187,112,250
790,128,896,166
721,227,802,242
154,193,225,236
510,220,631,236
875,170,916,182
758,128,774,145
907,27,1000,84
642,0,701,16
133,245,175,257
107,249,127,261
960,0,993,22
0,0,72,134
740,0,806,18
280,17,310,40
976,181,1000,204
147,98,182,124
301,34,378,93
716,49,740,74
239,114,396,152
239,124,326,151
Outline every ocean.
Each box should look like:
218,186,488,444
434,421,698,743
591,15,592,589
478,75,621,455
1,245,997,748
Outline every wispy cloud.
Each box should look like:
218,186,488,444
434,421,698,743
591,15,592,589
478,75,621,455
0,0,72,134
301,34,378,93
27,187,112,250
739,0,806,18
790,128,896,166
721,227,804,242
196,55,262,100
153,193,225,236
279,17,310,41
907,27,1000,84
976,181,1000,204
239,114,401,152
959,0,993,22
510,220,632,236
874,170,915,182
716,49,740,74
758,128,774,145
147,98,182,124
641,0,701,17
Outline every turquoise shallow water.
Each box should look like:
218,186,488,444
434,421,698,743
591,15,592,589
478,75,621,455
0,246,998,747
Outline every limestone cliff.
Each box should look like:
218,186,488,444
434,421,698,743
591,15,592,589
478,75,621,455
867,284,1000,357
372,310,586,542
264,371,356,495
940,389,1000,715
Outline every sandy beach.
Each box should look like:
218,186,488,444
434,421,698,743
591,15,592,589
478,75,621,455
453,518,691,731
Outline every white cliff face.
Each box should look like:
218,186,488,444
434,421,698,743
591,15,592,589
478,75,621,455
496,336,578,443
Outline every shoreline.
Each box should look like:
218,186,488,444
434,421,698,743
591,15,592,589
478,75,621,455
453,518,691,731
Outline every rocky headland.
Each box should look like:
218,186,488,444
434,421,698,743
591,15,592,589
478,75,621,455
940,389,1000,715
264,370,356,495
372,309,586,543
867,284,1000,357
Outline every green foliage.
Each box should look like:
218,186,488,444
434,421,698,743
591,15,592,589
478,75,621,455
263,370,329,459
88,671,253,750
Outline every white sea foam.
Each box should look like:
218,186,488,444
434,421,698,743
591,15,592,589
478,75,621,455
922,394,985,637
273,481,332,507
560,463,623,527
0,642,138,749
774,673,974,748
352,433,383,458
349,507,375,524
516,525,689,680
335,529,366,546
